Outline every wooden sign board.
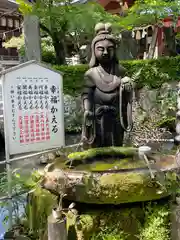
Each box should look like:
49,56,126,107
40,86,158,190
1,60,65,155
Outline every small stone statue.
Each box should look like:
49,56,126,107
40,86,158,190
81,22,133,148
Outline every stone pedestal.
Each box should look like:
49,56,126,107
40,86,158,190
66,200,170,240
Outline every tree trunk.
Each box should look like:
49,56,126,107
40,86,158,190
52,35,66,65
164,27,177,57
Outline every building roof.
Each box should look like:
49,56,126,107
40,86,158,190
0,0,18,10
0,60,63,76
97,0,133,14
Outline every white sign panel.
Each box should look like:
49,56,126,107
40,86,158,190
2,61,65,155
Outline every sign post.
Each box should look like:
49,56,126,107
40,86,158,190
1,60,64,229
24,0,41,61
23,15,41,62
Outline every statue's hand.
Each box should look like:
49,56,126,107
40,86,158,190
84,110,93,120
83,110,94,130
121,77,133,92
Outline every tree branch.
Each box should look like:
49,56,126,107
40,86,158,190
39,23,52,37
41,34,49,38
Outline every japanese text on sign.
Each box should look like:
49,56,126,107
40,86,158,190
3,63,64,155
10,77,60,144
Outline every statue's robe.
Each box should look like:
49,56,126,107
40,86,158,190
81,65,129,147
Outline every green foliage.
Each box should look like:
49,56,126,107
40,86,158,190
156,85,177,130
17,0,120,64
77,209,137,240
119,0,180,29
30,0,119,37
91,228,128,240
3,35,24,53
16,0,32,14
41,36,56,64
53,64,87,95
53,56,180,95
0,170,45,237
3,34,56,64
157,88,177,116
73,202,170,240
139,202,170,240
24,187,56,239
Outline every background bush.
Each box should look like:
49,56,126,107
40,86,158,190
52,56,180,96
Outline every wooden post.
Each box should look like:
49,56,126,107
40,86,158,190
171,197,180,240
175,82,180,145
147,26,158,59
48,210,67,240
171,83,180,239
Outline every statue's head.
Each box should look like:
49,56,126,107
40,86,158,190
89,22,118,68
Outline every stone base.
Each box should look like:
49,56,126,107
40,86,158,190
41,150,179,204
24,187,170,240
66,199,170,240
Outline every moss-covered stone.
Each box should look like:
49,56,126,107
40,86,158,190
66,171,170,204
66,200,170,240
24,189,170,240
55,156,146,172
26,171,171,240
42,153,178,204
67,147,137,164
24,187,57,239
82,158,145,171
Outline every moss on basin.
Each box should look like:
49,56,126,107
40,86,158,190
54,146,146,172
84,158,146,171
55,156,146,172
42,148,178,204
67,147,137,163
43,157,177,204
66,171,171,204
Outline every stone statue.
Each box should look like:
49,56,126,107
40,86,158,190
81,22,133,148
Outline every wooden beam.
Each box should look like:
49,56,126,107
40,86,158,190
97,0,111,8
107,7,122,14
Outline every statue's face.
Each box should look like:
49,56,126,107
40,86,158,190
94,39,115,64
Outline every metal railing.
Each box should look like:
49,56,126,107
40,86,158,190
0,139,82,239
0,143,81,202
66,55,80,65
0,55,24,62
0,55,19,61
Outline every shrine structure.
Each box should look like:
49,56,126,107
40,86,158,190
97,0,180,58
0,0,22,67
97,0,133,15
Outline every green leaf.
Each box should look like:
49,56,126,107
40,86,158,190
16,0,33,14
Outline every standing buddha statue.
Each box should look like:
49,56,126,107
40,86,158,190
81,22,133,148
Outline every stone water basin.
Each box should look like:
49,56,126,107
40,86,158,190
41,147,179,204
